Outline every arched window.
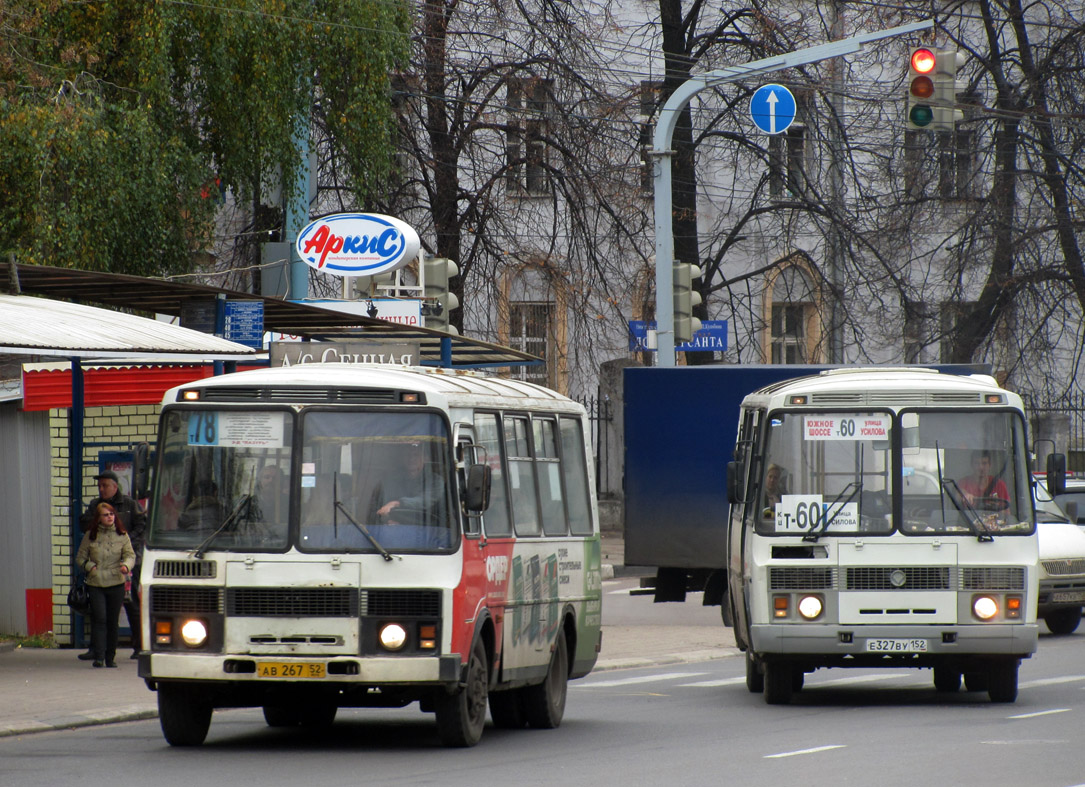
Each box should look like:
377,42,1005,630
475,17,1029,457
762,257,824,364
498,263,569,392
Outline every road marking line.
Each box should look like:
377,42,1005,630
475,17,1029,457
680,677,746,687
577,672,709,688
765,745,846,759
1018,675,1085,688
1007,708,1071,719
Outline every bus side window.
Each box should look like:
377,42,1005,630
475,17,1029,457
559,417,593,536
474,412,512,537
505,415,541,536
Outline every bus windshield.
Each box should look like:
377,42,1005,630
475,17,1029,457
756,408,1031,537
148,408,457,553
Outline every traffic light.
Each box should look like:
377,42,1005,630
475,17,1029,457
673,262,703,345
906,47,936,130
423,257,459,333
932,48,966,131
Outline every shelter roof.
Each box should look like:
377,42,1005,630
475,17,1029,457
9,264,538,368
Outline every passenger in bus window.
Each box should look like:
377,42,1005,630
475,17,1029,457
762,463,788,518
255,465,288,524
959,450,1009,510
178,480,223,531
377,443,446,526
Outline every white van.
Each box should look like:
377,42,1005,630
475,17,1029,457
1035,479,1085,634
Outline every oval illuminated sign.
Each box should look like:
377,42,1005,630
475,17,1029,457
295,213,421,277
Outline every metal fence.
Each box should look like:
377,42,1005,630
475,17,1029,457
1023,392,1085,471
574,395,614,491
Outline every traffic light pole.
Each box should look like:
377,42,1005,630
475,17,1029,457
649,18,932,367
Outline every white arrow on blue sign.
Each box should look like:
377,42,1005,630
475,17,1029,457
749,84,797,135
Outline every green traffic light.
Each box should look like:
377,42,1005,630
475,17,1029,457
909,105,934,127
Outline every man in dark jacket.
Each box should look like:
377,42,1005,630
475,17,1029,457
78,470,147,660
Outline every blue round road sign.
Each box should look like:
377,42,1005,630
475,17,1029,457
750,84,797,135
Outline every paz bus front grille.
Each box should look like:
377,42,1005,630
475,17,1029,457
847,566,951,590
226,588,358,617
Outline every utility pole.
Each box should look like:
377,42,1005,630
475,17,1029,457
649,19,933,367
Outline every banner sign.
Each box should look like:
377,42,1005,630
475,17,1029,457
628,320,728,353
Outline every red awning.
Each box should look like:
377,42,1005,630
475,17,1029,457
21,364,260,411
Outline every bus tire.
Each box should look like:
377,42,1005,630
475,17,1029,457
435,638,489,747
489,689,527,729
523,629,568,729
1044,607,1082,635
933,667,961,692
158,684,212,747
987,659,1019,703
763,661,794,705
745,651,764,694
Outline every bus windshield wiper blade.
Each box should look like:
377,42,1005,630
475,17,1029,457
334,501,398,562
803,481,862,542
941,478,994,542
193,494,254,559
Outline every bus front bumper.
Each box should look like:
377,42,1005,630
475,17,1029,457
139,652,461,685
750,622,1038,659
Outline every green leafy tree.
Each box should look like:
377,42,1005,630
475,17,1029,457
0,0,409,278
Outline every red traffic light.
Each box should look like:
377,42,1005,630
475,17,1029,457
910,48,936,74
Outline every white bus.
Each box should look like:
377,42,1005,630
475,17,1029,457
139,363,602,746
726,368,1045,704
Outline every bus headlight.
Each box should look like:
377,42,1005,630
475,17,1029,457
379,623,408,652
972,595,999,621
798,595,824,620
180,619,209,647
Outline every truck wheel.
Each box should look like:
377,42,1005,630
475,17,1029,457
987,659,1019,703
158,684,212,746
523,630,568,729
745,651,764,694
933,667,961,692
1045,607,1082,635
763,661,794,705
435,638,489,746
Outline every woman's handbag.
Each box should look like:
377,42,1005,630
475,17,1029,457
67,575,91,616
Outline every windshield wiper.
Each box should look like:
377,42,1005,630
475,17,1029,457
940,477,994,542
193,493,255,559
333,474,396,562
804,481,862,542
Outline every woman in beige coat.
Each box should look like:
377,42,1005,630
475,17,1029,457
76,502,136,667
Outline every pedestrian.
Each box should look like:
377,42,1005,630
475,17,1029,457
78,470,147,660
76,502,136,668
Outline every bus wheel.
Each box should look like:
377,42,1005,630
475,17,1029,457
158,684,212,747
933,667,961,693
435,638,489,747
1045,607,1082,635
745,651,764,694
987,659,1019,703
523,630,568,729
489,689,527,729
763,662,794,705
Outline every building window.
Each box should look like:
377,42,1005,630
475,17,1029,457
769,124,806,198
506,77,553,195
940,300,975,362
765,262,821,364
904,300,936,363
904,127,978,200
509,302,552,385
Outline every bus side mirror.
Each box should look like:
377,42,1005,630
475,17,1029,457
1047,453,1067,496
727,461,743,505
132,441,151,499
464,464,491,513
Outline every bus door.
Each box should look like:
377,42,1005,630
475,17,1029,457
727,406,764,647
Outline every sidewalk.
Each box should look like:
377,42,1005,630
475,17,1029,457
0,531,738,738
